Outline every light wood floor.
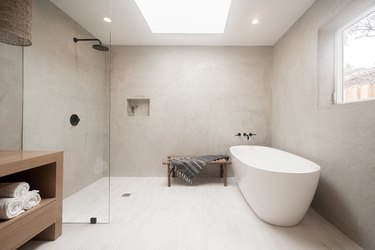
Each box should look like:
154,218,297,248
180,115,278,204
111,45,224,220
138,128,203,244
21,177,362,250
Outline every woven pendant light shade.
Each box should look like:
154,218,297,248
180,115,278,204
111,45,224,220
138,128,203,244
0,0,32,46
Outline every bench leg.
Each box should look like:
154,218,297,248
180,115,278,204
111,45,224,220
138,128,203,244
220,164,223,178
167,163,171,187
172,167,176,178
223,164,227,186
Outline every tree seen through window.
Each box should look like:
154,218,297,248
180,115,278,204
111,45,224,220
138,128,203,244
342,11,375,102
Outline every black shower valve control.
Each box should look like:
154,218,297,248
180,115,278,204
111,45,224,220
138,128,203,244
248,132,256,137
235,133,242,136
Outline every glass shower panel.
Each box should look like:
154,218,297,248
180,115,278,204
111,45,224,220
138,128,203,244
0,43,23,151
23,0,111,223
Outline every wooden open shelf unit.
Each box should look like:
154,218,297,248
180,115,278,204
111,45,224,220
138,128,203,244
0,151,63,250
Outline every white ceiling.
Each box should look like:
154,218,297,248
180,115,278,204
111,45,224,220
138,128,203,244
50,0,315,46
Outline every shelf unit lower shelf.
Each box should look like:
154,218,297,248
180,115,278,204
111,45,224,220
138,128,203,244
0,198,55,230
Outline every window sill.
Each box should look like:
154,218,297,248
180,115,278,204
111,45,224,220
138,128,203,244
336,97,375,105
318,97,375,111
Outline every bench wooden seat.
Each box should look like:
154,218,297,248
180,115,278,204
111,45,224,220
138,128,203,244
162,156,231,187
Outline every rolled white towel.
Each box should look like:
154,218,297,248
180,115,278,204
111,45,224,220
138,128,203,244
23,190,41,210
0,198,25,219
0,182,30,198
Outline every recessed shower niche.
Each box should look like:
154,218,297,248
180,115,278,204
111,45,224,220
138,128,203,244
127,98,150,116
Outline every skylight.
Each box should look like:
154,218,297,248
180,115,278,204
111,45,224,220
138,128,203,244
134,0,232,34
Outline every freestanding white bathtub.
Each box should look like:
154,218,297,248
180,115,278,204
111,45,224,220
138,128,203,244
230,145,320,226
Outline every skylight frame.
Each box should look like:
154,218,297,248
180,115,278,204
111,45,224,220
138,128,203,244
134,0,232,34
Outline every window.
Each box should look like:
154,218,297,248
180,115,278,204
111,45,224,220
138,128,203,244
335,6,375,103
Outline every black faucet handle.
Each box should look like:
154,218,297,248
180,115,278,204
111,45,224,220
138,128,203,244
235,133,241,136
249,132,257,137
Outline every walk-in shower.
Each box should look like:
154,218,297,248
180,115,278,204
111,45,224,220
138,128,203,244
73,37,109,51
21,0,111,224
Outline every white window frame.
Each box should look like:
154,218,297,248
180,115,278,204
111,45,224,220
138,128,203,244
335,5,375,104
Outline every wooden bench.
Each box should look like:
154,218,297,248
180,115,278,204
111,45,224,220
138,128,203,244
162,156,231,187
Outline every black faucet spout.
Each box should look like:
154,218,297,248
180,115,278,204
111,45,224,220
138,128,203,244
243,133,250,140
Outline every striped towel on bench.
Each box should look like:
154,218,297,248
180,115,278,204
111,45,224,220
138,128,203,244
170,155,229,184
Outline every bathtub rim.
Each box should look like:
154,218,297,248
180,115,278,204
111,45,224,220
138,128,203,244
229,145,321,175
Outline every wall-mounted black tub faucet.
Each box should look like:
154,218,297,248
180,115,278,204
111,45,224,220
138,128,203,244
236,132,256,139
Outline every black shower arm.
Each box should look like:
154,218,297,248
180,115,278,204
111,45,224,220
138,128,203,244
73,38,102,45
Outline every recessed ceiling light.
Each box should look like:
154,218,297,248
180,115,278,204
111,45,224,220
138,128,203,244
251,19,260,25
134,0,232,34
103,17,112,23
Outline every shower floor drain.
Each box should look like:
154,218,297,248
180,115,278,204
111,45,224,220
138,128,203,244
121,193,131,197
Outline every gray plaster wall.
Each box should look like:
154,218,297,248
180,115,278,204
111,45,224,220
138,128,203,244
271,0,375,249
0,43,23,150
23,0,109,198
111,46,272,176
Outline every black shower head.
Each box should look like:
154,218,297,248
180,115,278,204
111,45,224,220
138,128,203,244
93,44,109,51
73,37,109,52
